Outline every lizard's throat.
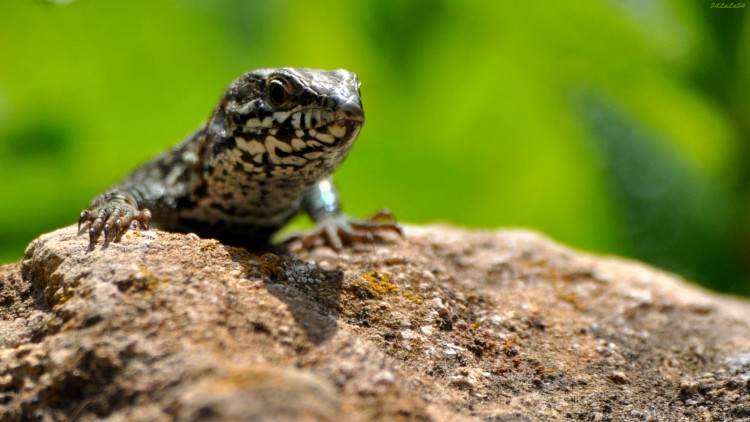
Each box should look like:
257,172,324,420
196,120,359,224
220,118,360,170
204,118,361,189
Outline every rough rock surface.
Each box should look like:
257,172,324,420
2,224,750,421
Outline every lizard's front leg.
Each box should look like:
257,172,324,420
300,177,402,250
78,189,152,247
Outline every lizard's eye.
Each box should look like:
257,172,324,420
267,78,290,108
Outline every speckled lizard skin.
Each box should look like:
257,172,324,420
78,68,400,249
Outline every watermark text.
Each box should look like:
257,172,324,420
710,2,746,8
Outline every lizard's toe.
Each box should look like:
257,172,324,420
78,196,152,248
103,215,124,244
298,209,403,251
133,209,152,230
84,205,111,247
78,210,93,232
349,209,403,236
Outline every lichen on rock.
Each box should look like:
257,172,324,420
1,224,750,421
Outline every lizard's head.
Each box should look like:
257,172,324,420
207,68,364,171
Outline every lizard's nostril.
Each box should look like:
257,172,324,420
337,99,364,122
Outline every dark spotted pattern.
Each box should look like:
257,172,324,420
78,68,400,249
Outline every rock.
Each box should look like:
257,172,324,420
1,224,750,421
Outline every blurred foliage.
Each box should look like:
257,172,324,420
0,0,748,294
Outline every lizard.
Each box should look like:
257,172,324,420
77,67,401,250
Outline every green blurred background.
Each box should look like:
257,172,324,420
1,0,749,294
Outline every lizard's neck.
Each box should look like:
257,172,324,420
187,129,342,228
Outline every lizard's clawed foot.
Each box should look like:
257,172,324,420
78,203,151,248
298,209,403,251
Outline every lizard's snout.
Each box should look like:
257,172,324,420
335,98,364,123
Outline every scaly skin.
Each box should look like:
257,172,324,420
78,68,401,249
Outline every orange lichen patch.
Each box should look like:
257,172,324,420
534,364,557,376
51,290,74,311
355,271,398,298
401,291,423,304
115,264,163,294
255,254,287,282
558,291,586,312
352,271,425,303
144,274,160,292
503,334,520,353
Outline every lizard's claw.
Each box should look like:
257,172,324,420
299,209,403,251
78,202,151,248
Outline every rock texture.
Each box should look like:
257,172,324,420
2,225,750,421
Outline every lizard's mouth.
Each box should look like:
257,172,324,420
289,100,364,132
312,118,362,144
330,115,364,125
332,98,364,124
